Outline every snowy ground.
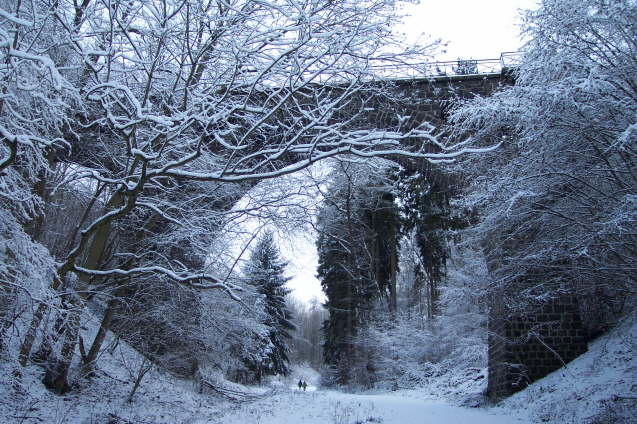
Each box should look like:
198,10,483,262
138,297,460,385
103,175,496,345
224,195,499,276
1,315,635,423
205,387,522,424
1,356,523,424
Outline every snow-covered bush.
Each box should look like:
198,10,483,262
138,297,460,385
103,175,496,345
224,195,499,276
346,240,489,392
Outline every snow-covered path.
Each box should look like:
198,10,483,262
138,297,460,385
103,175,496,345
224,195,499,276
206,387,522,424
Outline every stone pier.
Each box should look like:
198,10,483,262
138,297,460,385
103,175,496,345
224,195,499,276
487,296,588,399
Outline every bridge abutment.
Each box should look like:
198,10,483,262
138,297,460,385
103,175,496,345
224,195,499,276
487,295,588,399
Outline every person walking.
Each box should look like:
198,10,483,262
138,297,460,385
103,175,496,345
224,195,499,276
298,379,303,390
302,381,307,392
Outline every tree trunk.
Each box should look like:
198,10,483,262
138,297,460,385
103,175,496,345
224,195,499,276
127,358,152,403
82,292,121,376
32,309,69,364
0,286,16,351
26,148,56,241
78,192,125,285
18,275,66,366
82,215,154,377
427,277,438,319
42,301,81,395
18,302,48,366
388,229,398,313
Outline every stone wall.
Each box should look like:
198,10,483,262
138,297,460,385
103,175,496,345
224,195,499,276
374,73,508,129
487,296,588,399
346,73,511,174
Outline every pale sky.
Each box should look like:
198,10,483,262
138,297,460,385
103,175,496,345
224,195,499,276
401,0,539,61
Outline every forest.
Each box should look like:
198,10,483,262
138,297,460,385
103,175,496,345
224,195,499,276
0,0,636,423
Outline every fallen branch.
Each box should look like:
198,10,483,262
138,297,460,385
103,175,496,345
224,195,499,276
200,379,266,403
97,369,130,385
611,395,637,401
531,331,575,378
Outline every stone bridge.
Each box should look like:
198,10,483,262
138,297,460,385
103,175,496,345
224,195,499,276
356,56,513,125
360,55,587,400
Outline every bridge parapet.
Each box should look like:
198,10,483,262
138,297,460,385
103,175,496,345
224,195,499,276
367,52,521,81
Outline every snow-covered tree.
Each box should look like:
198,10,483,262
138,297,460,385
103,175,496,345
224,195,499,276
288,297,327,369
316,160,399,385
243,231,295,377
0,0,504,393
396,167,467,319
450,0,637,325
334,220,492,390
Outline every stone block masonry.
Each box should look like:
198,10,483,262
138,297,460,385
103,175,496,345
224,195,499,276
487,295,588,399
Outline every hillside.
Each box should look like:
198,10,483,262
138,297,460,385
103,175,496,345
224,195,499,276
1,314,634,423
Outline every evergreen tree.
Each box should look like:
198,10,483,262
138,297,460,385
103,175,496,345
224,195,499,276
396,167,468,319
243,232,295,376
316,163,399,385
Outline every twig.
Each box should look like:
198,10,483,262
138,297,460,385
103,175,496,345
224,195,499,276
531,332,575,378
97,369,129,384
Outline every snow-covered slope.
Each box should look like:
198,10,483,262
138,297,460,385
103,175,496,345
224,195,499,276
1,313,634,423
0,310,263,424
499,314,637,423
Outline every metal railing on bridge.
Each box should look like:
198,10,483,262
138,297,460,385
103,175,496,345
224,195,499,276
367,52,521,80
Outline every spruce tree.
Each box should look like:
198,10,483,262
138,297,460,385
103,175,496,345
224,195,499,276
316,164,399,385
243,231,295,376
396,168,466,319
